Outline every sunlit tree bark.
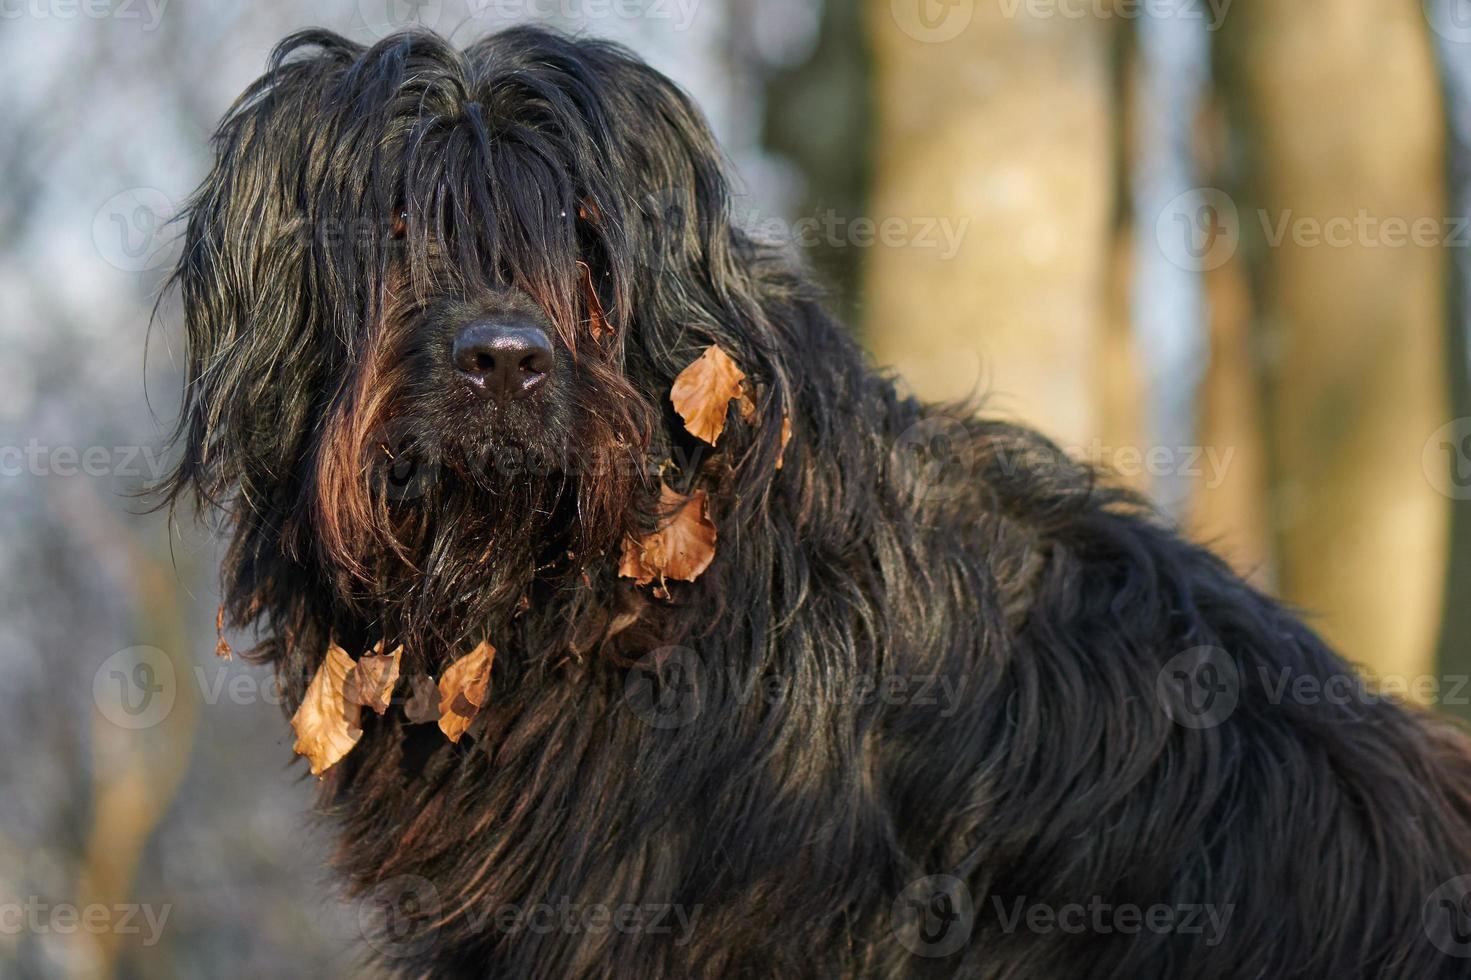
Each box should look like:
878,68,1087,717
1222,1,1450,683
864,2,1117,448
1189,247,1275,586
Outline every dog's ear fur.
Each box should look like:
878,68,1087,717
548,36,801,497
158,33,381,681
162,31,372,518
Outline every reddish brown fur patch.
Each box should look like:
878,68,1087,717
309,279,423,582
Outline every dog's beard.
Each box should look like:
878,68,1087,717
285,253,667,673
363,444,570,648
307,375,658,663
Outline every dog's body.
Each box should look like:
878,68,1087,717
165,26,1471,978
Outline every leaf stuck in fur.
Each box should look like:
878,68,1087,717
577,260,613,341
619,485,718,588
214,605,232,661
438,641,495,743
344,642,402,716
671,345,747,445
403,674,441,725
736,380,759,426
291,643,362,776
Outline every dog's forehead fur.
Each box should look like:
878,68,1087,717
207,27,723,339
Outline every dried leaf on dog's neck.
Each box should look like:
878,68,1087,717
619,484,717,589
577,260,613,341
343,641,403,716
403,674,441,725
215,605,232,661
438,641,495,743
291,643,363,776
777,414,793,470
671,345,753,445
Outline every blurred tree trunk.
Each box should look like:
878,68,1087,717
1221,2,1449,683
762,0,871,323
1190,243,1276,586
864,3,1117,447
1188,99,1275,586
62,488,199,978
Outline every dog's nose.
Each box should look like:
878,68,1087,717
452,322,554,400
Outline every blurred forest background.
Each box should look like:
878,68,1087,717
3,0,1471,975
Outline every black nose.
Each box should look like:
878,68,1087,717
452,322,554,400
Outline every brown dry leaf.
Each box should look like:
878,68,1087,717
736,381,759,426
403,674,440,724
777,414,793,470
344,642,403,716
577,260,612,341
214,605,232,661
671,345,747,445
617,545,648,584
291,643,362,776
438,641,495,743
618,485,718,588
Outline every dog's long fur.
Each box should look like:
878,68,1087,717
162,26,1471,978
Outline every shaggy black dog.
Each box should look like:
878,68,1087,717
161,26,1471,979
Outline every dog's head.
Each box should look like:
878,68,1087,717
163,27,796,681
